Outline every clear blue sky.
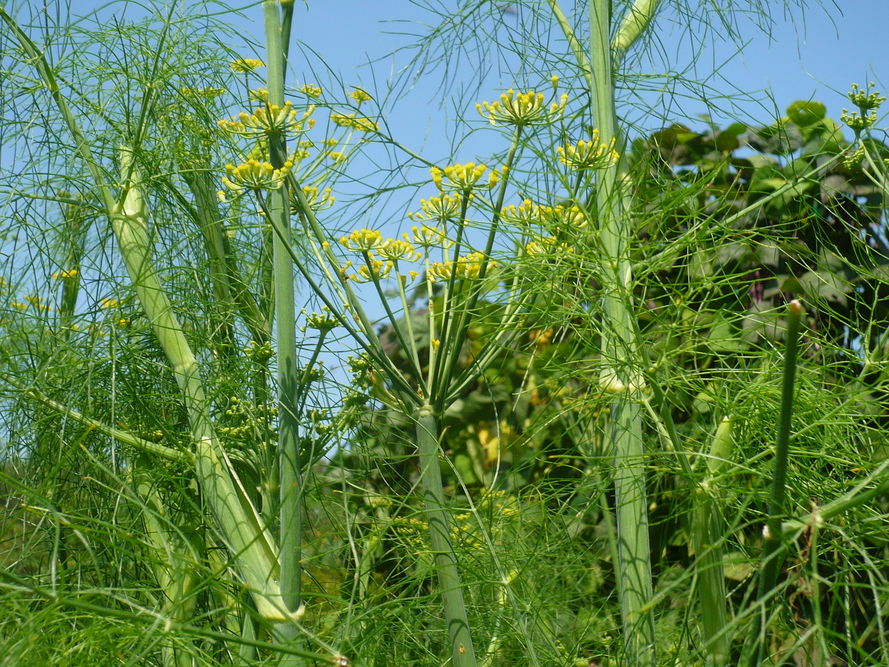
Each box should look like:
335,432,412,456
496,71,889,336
60,0,887,143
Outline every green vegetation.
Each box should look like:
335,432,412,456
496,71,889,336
1,1,887,665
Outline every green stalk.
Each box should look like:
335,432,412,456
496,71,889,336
692,416,734,664
134,468,202,667
430,194,472,398
747,299,804,666
115,147,292,624
263,0,303,621
591,0,655,660
395,265,423,381
781,459,889,536
612,0,664,61
547,0,664,661
415,404,477,666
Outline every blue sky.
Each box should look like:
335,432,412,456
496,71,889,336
60,0,887,145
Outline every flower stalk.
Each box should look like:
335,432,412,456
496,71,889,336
263,0,303,624
546,0,664,661
416,405,477,666
746,299,804,665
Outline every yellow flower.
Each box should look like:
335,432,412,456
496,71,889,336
340,228,383,252
524,239,549,256
525,236,574,256
429,251,494,281
350,87,372,104
221,159,292,191
538,202,589,229
500,199,543,226
487,165,508,189
230,58,264,73
328,151,347,163
300,84,322,98
99,297,120,309
377,238,422,262
248,88,269,103
218,102,315,137
411,224,454,249
11,301,28,311
52,268,79,280
180,86,225,98
331,113,378,133
477,86,567,126
302,307,339,333
348,254,393,283
407,193,463,222
557,129,619,170
430,162,488,192
25,294,50,311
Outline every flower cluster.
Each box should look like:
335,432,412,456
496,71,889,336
300,84,323,98
430,162,490,191
243,339,273,362
301,307,339,333
538,202,589,230
338,227,430,282
407,193,464,223
842,83,885,134
350,88,372,104
217,396,278,441
557,130,619,170
291,185,335,214
500,199,543,226
525,235,574,257
340,228,382,252
376,238,422,262
477,81,567,127
331,113,378,133
218,102,315,137
230,58,264,73
180,86,225,98
221,158,292,191
52,268,79,280
429,251,494,281
343,256,393,283
24,294,51,312
410,224,454,249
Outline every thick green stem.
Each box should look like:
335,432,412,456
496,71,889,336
264,0,303,620
591,0,656,661
692,417,734,664
609,399,655,662
747,299,804,665
114,148,291,624
415,405,477,666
